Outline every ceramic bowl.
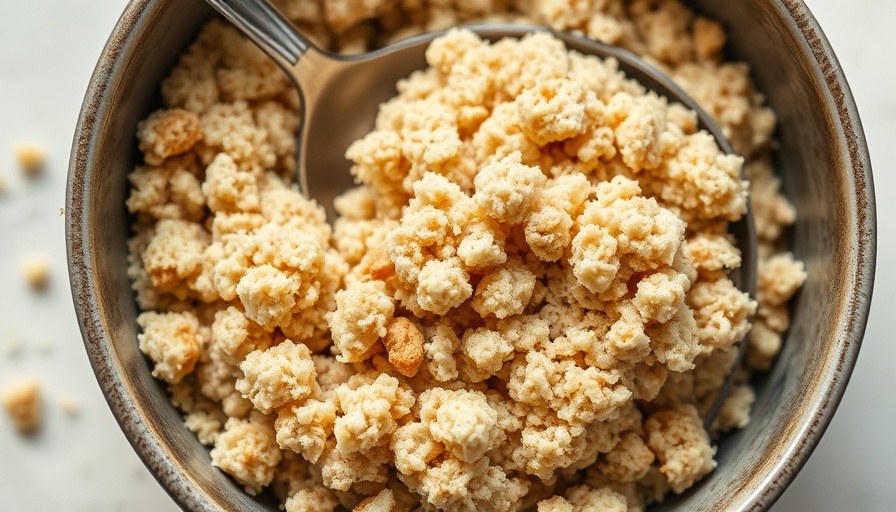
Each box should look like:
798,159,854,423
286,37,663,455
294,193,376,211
66,1,876,510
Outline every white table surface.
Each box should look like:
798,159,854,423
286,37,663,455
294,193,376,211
0,1,889,510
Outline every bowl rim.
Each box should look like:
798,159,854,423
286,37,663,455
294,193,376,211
65,0,876,510
65,1,225,509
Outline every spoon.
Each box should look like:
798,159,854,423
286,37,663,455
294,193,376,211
203,0,756,429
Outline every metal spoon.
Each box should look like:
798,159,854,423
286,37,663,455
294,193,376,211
203,0,756,428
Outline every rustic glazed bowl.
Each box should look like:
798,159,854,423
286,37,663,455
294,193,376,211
66,0,875,510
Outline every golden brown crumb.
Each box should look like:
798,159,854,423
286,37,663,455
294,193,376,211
358,244,396,281
14,141,46,176
3,379,42,433
693,17,726,61
354,488,404,512
21,257,50,290
383,317,425,378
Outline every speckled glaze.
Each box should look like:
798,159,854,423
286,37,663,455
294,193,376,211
66,1,875,510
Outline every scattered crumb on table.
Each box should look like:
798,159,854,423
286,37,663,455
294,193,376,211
59,394,80,417
2,379,42,434
14,141,47,176
4,330,20,358
21,257,50,290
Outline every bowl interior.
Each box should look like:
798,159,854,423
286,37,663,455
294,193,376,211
66,1,874,510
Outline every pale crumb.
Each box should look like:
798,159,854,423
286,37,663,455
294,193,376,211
59,395,81,417
285,486,340,512
645,405,716,493
2,379,42,433
14,141,47,176
4,330,20,358
37,340,55,355
137,311,202,384
21,257,50,290
59,207,64,216
137,109,203,166
210,412,281,495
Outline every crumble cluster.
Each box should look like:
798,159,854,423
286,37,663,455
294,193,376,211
126,1,807,510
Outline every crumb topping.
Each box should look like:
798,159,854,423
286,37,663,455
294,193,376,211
127,2,807,509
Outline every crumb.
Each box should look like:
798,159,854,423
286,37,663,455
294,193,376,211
645,405,716,493
2,379,42,433
4,330,20,358
210,412,282,495
0,172,7,195
137,311,203,384
21,257,50,290
333,372,414,456
14,141,47,176
327,280,394,363
236,339,317,414
59,395,80,417
137,109,203,166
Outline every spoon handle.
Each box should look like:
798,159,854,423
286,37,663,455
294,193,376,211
204,0,311,66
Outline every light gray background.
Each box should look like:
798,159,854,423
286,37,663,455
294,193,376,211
0,1,889,510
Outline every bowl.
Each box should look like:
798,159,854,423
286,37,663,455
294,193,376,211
66,0,875,510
